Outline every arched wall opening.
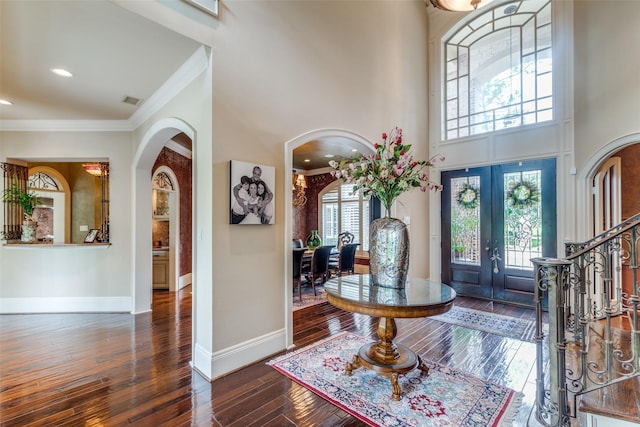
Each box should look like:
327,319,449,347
28,165,71,243
577,133,640,241
283,128,375,348
152,166,180,292
132,118,195,315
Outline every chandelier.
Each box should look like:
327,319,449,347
292,174,307,207
430,0,496,12
83,163,103,176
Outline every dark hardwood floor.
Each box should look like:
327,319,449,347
1,285,545,426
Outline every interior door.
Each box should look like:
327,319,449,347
441,159,557,306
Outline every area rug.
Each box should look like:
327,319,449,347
431,306,541,342
293,289,328,311
268,332,522,426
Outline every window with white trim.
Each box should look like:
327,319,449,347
320,181,370,251
443,0,552,140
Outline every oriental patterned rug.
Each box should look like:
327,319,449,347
268,332,522,426
293,288,327,311
431,306,542,342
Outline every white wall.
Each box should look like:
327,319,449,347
426,0,640,269
208,0,431,372
9,0,640,381
132,0,432,378
0,131,133,311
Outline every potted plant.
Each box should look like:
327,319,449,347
2,183,39,242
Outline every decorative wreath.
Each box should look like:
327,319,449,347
456,183,479,210
506,179,540,208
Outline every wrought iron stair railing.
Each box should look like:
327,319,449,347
531,212,640,426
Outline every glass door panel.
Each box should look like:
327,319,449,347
450,176,481,265
503,170,543,270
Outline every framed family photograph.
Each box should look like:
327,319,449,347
182,0,218,17
230,160,275,225
84,229,100,243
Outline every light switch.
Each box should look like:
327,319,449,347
80,225,89,232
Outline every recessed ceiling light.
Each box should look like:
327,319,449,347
304,159,311,163
351,149,357,152
51,68,73,78
0,99,13,105
324,154,335,158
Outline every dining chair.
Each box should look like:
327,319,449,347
329,243,360,277
302,245,334,296
337,231,355,248
292,248,307,302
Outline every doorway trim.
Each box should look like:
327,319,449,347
577,133,640,242
283,129,375,349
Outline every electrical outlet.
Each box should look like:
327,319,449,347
80,225,89,232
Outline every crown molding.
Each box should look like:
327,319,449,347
0,46,210,133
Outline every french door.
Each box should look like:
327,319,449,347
441,159,556,306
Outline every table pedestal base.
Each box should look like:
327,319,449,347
344,317,430,400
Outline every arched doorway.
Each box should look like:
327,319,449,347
152,166,180,291
577,133,640,241
132,118,195,314
284,129,375,348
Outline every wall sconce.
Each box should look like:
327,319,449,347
292,173,307,207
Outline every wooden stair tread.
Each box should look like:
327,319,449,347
565,314,640,423
578,376,640,423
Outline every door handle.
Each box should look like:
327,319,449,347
490,247,502,274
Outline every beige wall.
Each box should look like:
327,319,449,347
203,0,431,358
125,0,431,375
573,0,640,172
0,131,133,300
4,0,640,379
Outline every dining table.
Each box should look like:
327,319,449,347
302,246,339,263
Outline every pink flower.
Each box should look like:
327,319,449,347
327,127,443,211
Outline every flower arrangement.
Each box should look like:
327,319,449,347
329,127,444,215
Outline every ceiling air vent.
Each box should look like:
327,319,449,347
122,96,141,106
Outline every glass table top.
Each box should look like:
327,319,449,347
324,274,456,309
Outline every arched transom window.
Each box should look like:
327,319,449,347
443,0,552,140
28,172,61,191
153,172,175,190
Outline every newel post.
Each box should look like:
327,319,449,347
531,257,572,427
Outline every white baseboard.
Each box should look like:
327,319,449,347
0,297,131,313
192,328,286,381
179,273,192,290
586,414,639,427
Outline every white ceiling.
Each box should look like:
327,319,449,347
0,0,201,121
0,0,367,169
